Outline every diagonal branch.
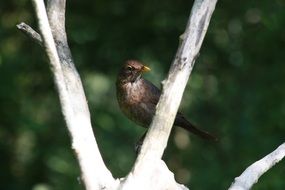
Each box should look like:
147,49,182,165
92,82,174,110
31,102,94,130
20,0,219,189
137,0,218,160
30,0,116,189
229,142,285,190
17,22,43,46
137,0,218,164
121,0,218,189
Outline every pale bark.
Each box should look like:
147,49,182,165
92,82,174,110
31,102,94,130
18,0,219,189
30,0,116,189
120,0,218,189
17,22,43,46
229,142,285,190
18,1,285,189
17,0,285,190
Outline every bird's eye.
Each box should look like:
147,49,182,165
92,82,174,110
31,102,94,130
127,66,133,71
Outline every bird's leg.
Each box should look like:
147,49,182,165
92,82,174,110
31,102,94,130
135,131,147,155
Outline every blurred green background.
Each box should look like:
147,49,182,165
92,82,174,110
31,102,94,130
1,0,285,189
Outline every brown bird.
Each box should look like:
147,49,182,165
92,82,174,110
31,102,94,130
116,60,217,143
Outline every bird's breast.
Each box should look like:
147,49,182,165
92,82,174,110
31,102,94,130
121,81,145,104
117,80,153,127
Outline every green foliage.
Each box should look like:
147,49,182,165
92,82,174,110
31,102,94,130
0,0,285,189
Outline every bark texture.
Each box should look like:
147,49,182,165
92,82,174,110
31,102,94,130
19,0,219,189
229,143,285,190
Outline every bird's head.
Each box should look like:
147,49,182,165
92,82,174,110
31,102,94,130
117,60,151,84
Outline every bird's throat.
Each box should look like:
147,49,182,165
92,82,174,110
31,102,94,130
131,75,142,83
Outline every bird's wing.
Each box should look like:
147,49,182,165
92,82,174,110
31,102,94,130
142,79,161,106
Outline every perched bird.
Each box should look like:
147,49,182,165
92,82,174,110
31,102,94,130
116,60,217,142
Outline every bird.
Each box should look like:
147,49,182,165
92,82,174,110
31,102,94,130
116,60,217,144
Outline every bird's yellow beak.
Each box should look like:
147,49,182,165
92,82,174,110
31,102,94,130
142,65,151,72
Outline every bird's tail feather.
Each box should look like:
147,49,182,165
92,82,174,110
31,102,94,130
175,114,218,141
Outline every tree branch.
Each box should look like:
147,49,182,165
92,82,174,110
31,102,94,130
19,0,285,189
121,0,218,189
30,0,116,189
229,142,285,190
20,0,219,189
16,22,43,46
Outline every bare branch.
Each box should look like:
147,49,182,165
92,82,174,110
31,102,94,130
20,0,220,189
30,0,116,189
121,0,218,189
140,0,217,161
229,142,285,190
46,0,67,43
16,22,43,46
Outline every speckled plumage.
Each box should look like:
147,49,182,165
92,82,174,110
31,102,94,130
116,60,217,141
117,75,159,127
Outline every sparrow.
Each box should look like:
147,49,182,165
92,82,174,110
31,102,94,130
116,60,217,143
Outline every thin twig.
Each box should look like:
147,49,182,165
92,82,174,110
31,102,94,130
16,22,43,46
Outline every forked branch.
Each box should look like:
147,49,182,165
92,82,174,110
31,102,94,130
19,0,219,189
18,0,285,189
